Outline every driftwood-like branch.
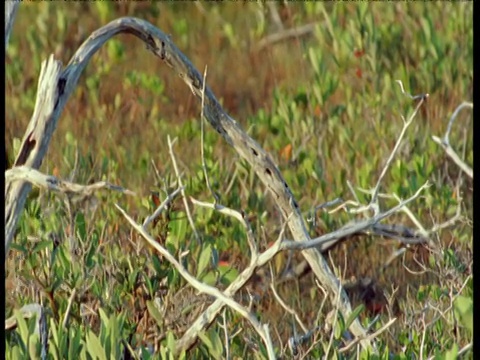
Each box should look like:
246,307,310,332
6,166,136,198
4,17,369,350
5,55,64,258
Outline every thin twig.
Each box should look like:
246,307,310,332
306,197,343,226
62,288,77,329
167,135,200,243
200,65,219,203
267,2,284,31
116,204,276,359
190,197,259,258
370,81,429,211
287,325,321,358
221,308,231,360
282,181,431,251
339,317,397,353
419,313,427,360
269,280,308,334
143,186,184,228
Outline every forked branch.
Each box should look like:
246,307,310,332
4,16,370,351
116,204,276,359
431,101,473,179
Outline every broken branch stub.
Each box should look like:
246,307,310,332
5,16,370,350
5,56,64,258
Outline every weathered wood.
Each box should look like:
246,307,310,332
6,166,135,197
5,16,370,351
5,56,64,257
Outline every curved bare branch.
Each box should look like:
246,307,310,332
5,16,370,352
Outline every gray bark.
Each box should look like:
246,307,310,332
5,16,371,353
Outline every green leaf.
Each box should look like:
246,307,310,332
417,285,428,302
140,346,153,359
197,244,212,278
177,350,187,360
14,310,30,346
9,346,23,360
453,295,473,334
95,2,112,23
160,346,170,360
166,331,176,356
98,308,109,326
334,312,345,339
222,23,237,47
79,342,88,360
68,328,83,360
146,300,164,327
211,247,219,268
345,304,365,329
108,313,121,360
28,333,40,360
208,328,224,358
65,131,76,146
219,264,239,286
200,271,216,286
198,330,214,350
198,330,223,360
50,319,63,359
151,254,164,275
444,343,458,360
166,212,188,250
32,240,51,254
86,330,107,360
308,47,320,75
75,212,87,242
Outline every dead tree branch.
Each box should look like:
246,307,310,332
5,16,370,351
116,204,277,359
370,83,429,212
6,166,135,198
